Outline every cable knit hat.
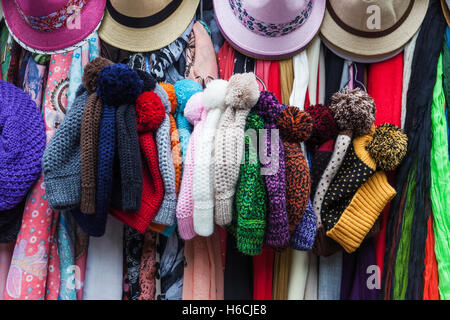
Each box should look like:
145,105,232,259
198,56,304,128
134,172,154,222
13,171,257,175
277,106,313,236
0,80,45,211
110,91,165,233
214,73,260,226
193,79,228,237
290,200,317,251
174,79,203,164
253,91,289,249
305,104,338,147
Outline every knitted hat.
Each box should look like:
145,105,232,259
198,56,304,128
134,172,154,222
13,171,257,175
253,91,289,249
235,112,267,256
304,104,338,147
310,139,334,198
80,57,114,214
43,85,89,210
174,79,203,164
277,106,313,236
0,81,45,211
328,88,376,137
153,83,177,226
327,171,396,253
73,63,142,237
321,131,377,231
290,200,317,251
160,82,177,114
214,72,260,226
110,91,165,233
193,79,228,237
135,69,157,92
177,92,208,240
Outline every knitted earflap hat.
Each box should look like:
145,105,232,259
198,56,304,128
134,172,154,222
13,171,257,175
253,91,289,249
214,72,260,226
43,85,89,210
177,91,207,240
110,91,166,233
326,123,407,252
235,112,267,256
290,200,317,251
80,57,114,214
152,83,177,226
304,104,338,147
0,81,45,211
174,79,203,164
193,79,228,237
277,106,313,236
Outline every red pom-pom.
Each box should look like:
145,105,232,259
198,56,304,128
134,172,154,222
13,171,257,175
136,91,165,132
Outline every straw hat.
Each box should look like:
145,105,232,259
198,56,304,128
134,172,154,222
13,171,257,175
442,0,450,27
1,0,106,54
99,0,199,52
213,0,326,60
320,0,429,63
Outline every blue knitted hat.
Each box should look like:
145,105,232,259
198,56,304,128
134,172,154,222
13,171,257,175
174,79,202,113
290,200,317,251
0,80,46,211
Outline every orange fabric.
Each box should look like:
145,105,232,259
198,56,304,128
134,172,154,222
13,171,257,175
423,211,440,300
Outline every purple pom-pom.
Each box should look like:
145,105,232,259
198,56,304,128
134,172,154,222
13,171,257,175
97,64,143,106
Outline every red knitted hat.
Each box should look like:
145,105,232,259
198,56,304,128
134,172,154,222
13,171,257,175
110,91,165,232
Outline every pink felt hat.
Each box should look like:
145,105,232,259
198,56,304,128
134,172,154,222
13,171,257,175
213,0,326,60
1,0,106,54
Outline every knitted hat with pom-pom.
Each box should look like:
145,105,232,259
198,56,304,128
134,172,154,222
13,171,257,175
110,91,166,233
177,91,208,240
174,79,203,165
290,200,317,251
277,106,313,236
253,91,289,249
326,123,407,252
214,73,260,226
72,63,142,237
304,104,338,148
80,57,113,214
234,112,267,256
153,83,177,226
193,79,228,237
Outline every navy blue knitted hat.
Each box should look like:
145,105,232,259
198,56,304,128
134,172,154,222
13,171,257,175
290,200,317,251
0,80,46,211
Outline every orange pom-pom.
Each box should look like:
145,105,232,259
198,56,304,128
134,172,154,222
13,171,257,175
277,106,313,143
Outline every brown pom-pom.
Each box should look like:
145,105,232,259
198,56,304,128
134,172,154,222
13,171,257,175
277,106,313,143
329,88,376,137
366,123,408,171
82,57,113,93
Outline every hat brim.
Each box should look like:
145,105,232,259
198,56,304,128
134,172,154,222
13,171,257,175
1,0,106,54
98,0,199,52
442,0,450,28
213,0,326,60
320,0,428,61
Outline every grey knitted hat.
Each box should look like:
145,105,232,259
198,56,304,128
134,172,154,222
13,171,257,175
152,83,177,226
43,85,89,210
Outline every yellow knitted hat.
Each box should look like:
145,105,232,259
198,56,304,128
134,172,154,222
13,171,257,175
326,171,396,253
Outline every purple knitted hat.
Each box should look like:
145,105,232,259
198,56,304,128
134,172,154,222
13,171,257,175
253,91,289,249
0,80,46,210
290,200,317,251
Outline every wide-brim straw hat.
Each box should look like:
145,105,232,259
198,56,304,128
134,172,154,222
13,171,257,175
1,0,106,54
99,0,199,52
213,0,326,60
320,0,429,63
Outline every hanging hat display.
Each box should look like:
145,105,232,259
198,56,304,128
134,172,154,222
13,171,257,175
98,0,199,52
213,0,326,60
1,0,106,54
320,0,429,63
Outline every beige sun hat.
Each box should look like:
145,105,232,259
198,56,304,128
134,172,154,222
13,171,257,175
320,0,429,63
99,0,199,52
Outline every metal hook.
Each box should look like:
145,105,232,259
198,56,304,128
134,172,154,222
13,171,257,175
255,74,267,91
